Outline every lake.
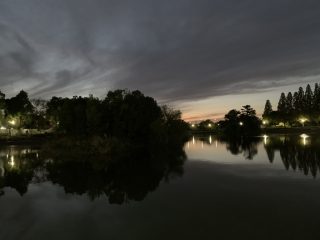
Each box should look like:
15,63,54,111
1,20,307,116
1,134,320,240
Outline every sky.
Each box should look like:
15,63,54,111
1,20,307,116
1,0,320,121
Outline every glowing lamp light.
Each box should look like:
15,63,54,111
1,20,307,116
299,118,308,127
0,126,6,130
263,134,268,145
300,134,309,145
208,123,212,128
262,120,268,125
300,118,307,123
9,120,16,125
239,122,243,126
191,124,195,128
9,156,15,167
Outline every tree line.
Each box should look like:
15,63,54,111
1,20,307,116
218,105,261,137
0,89,189,143
0,90,47,130
263,83,320,126
190,105,261,137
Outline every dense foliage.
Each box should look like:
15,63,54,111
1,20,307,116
46,90,189,143
263,83,320,126
0,89,189,143
218,105,261,137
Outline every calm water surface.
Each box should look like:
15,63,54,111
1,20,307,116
1,134,320,240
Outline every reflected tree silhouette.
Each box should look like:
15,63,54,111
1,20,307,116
193,134,320,178
264,136,320,178
0,142,186,204
0,147,39,196
219,137,261,160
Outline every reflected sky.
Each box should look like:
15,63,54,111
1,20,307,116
185,134,320,179
186,135,272,164
2,136,320,239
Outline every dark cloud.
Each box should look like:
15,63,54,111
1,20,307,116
0,0,320,104
0,23,36,81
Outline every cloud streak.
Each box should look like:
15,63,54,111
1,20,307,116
0,0,320,110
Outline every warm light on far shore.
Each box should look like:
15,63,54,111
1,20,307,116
299,118,308,127
8,120,16,125
263,134,268,145
300,133,309,145
9,156,15,167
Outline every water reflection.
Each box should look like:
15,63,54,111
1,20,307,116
187,134,320,178
191,135,261,160
2,134,320,201
0,144,186,203
0,146,39,196
264,135,320,178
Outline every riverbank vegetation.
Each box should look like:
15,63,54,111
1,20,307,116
263,83,320,127
0,89,189,165
0,89,189,141
190,105,261,137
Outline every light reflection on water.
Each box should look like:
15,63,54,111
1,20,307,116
1,136,320,239
185,134,320,178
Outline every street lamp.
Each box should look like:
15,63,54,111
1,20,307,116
299,118,307,127
208,123,212,128
239,122,243,126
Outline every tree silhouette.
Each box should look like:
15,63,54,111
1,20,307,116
286,92,294,113
219,106,261,137
263,100,273,118
304,84,313,113
277,92,287,113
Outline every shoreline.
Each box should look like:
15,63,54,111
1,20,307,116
263,127,320,135
1,126,320,145
190,126,320,135
0,134,53,145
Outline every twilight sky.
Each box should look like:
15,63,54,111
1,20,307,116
1,0,320,120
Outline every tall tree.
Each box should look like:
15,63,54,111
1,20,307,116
293,92,299,111
6,90,33,116
239,105,261,136
263,100,273,118
6,90,33,128
241,105,256,116
304,84,313,112
277,93,287,113
313,83,320,112
296,87,305,112
0,90,6,126
286,92,294,113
